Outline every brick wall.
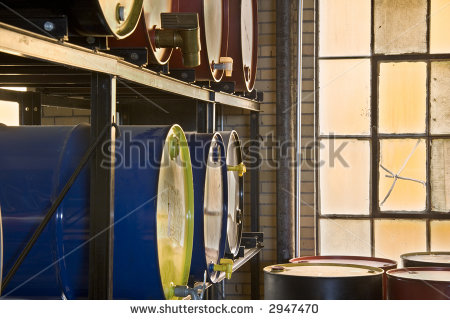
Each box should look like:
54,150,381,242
223,0,316,299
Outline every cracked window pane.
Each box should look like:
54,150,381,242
319,0,371,57
0,100,19,126
320,139,370,215
431,0,450,53
431,139,450,212
379,62,427,134
320,219,371,256
375,219,426,265
431,62,450,134
319,59,371,135
374,0,427,54
379,139,426,212
431,221,450,250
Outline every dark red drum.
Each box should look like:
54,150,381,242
170,0,230,82
402,252,450,268
387,267,450,300
109,0,179,65
264,263,384,300
290,255,397,299
227,0,258,92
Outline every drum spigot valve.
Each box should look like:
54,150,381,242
213,259,234,280
228,162,246,177
155,13,201,68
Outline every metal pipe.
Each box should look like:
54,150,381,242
276,0,296,263
295,0,304,258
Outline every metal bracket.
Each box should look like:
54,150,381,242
0,15,68,40
103,48,148,66
169,69,196,83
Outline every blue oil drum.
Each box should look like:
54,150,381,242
0,124,194,300
0,204,3,289
186,133,228,283
219,131,245,258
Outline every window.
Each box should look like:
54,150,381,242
317,0,450,265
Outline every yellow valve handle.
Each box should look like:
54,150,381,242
228,162,246,177
213,258,234,280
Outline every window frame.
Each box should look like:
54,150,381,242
315,0,450,256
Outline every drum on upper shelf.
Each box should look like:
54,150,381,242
387,267,450,300
401,252,450,268
227,0,258,92
170,0,231,82
0,0,144,39
289,255,397,299
109,0,179,65
264,263,384,300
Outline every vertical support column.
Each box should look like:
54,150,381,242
196,92,216,133
276,0,296,263
89,72,116,299
20,92,41,125
250,111,261,299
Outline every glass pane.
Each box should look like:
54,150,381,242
319,0,371,57
430,0,450,53
319,59,371,135
374,219,427,265
320,139,370,215
431,61,450,134
320,219,371,256
379,139,426,212
379,62,427,134
374,0,427,54
431,139,450,212
430,221,450,250
0,100,19,126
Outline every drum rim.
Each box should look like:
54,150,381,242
290,255,397,267
263,262,385,278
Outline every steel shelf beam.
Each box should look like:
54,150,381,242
0,22,260,111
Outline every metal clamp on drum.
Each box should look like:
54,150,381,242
155,13,201,68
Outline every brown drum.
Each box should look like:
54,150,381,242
264,263,384,300
227,0,258,92
387,267,450,300
170,0,230,82
402,252,450,268
290,255,397,299
109,0,179,65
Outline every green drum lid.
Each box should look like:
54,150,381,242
156,125,194,300
97,0,144,39
204,134,225,283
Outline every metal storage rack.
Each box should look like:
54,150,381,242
0,21,262,299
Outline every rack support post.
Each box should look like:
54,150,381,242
88,72,117,299
250,111,261,299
